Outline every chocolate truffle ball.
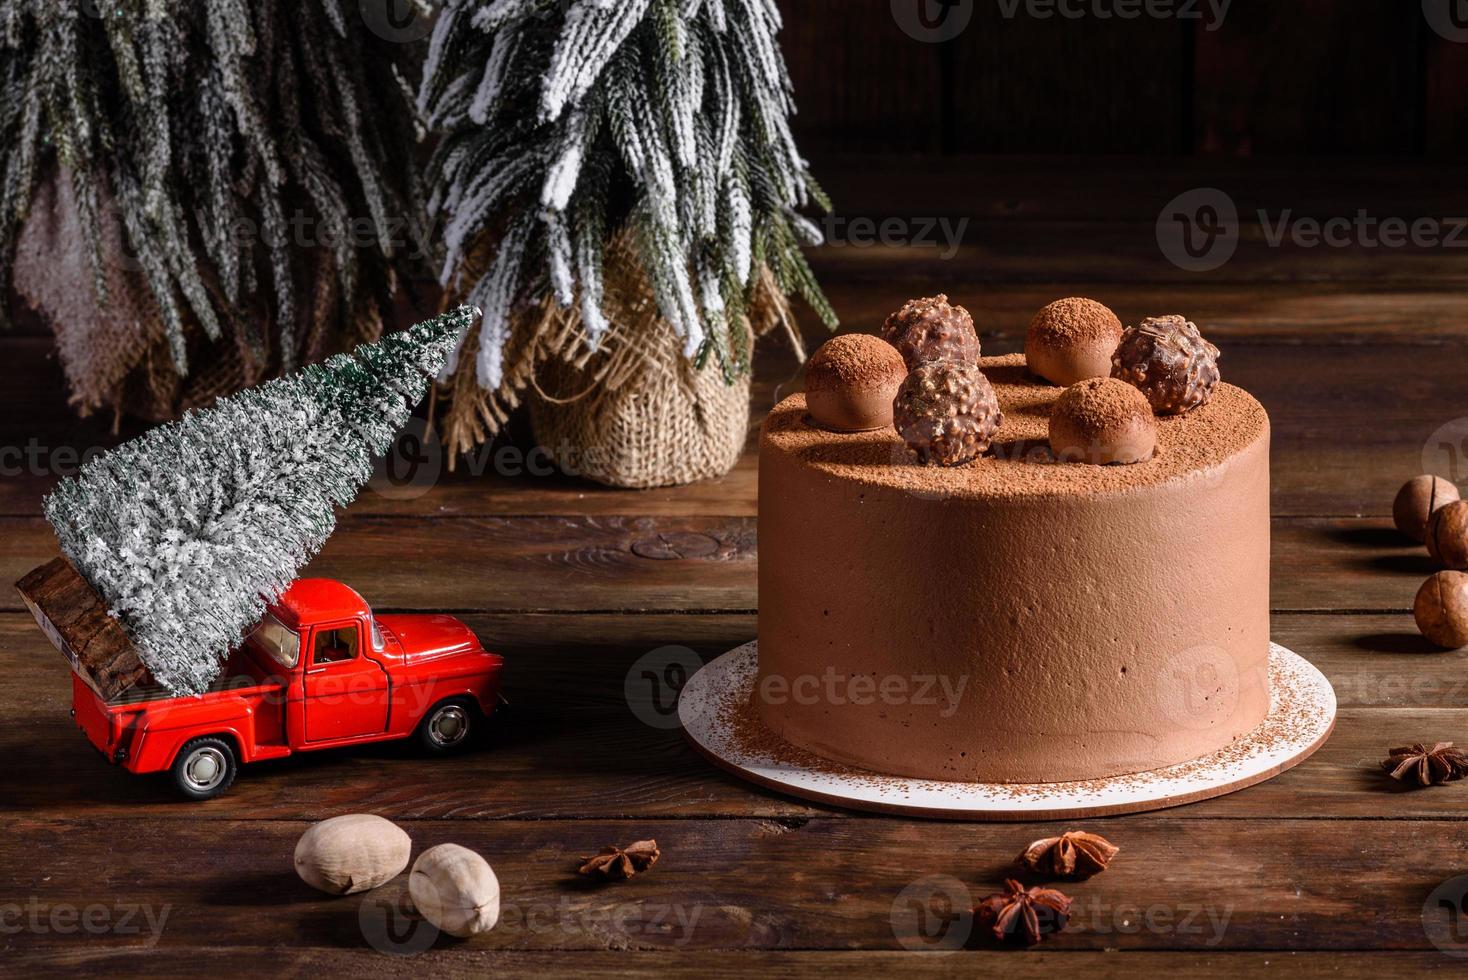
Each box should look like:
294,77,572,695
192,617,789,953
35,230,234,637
1414,571,1468,649
893,360,1003,467
881,294,981,370
1025,297,1124,387
1393,475,1461,543
804,334,908,433
1048,378,1157,466
1111,315,1221,416
1427,500,1468,570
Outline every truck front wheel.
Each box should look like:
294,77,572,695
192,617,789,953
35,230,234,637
418,698,476,754
170,737,239,801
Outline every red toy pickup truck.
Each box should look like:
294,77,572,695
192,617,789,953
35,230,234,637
52,577,504,800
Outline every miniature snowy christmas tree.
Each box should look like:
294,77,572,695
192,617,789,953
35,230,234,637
39,306,479,697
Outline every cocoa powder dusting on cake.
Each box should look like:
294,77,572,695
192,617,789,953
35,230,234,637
805,334,907,393
765,354,1268,500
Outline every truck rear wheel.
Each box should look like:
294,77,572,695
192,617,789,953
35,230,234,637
418,698,475,754
171,737,238,801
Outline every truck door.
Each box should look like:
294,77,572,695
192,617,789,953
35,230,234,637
302,621,390,742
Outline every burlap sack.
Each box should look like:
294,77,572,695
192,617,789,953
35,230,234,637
440,232,797,489
527,321,752,489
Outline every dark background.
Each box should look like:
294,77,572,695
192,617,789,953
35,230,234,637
783,0,1463,158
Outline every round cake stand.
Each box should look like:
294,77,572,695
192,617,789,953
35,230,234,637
678,642,1336,821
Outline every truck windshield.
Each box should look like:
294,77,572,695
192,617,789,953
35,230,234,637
248,612,301,668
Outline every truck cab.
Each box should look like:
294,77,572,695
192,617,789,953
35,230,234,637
65,579,503,800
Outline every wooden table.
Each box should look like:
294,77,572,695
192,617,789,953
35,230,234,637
5,160,1468,976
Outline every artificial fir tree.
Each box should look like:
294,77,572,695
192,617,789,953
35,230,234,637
418,0,837,468
43,306,477,697
0,1,430,420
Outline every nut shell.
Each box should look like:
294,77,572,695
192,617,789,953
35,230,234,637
1026,297,1124,387
804,335,908,432
409,843,501,938
1393,475,1460,543
1427,500,1468,570
1048,378,1157,465
294,814,412,896
881,294,980,370
1414,571,1468,649
892,360,1003,467
1111,315,1220,415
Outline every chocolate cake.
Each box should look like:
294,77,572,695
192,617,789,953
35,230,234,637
757,353,1272,783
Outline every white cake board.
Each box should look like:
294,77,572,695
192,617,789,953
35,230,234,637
679,641,1336,821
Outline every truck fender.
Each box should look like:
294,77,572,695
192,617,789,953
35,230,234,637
129,697,258,774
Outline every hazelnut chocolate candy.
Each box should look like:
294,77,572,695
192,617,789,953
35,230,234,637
1111,315,1220,416
1393,475,1460,543
1427,500,1468,570
804,334,908,433
1415,571,1468,649
881,294,981,370
1049,378,1157,466
1026,297,1124,387
893,360,1003,467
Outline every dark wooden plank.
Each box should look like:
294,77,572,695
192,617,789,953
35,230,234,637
1193,1,1420,155
7,949,1457,977
808,155,1465,223
951,5,1185,154
4,817,1467,952
2,610,1465,821
0,513,1447,617
1425,13,1468,157
783,1,944,154
3,339,1465,521
807,220,1468,286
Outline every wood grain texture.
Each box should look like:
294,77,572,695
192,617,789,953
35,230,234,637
6,817,1468,953
8,158,1468,974
950,5,1185,154
6,949,1460,978
1192,0,1421,156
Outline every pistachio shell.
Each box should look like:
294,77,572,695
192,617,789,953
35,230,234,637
294,814,411,896
408,843,500,938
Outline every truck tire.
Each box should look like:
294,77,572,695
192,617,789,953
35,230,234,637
418,698,476,754
170,736,239,801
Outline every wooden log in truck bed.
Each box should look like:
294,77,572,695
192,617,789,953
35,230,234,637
15,557,153,701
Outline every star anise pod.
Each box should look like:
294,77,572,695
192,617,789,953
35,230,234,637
974,879,1072,946
1382,742,1468,786
578,839,661,880
1018,830,1119,878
